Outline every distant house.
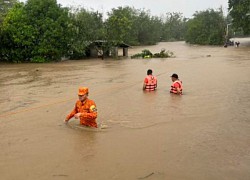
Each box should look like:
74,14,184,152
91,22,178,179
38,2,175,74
87,40,130,59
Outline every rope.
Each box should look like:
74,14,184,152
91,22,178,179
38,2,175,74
0,71,168,118
0,98,74,118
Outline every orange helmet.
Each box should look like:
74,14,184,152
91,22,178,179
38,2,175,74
78,87,88,95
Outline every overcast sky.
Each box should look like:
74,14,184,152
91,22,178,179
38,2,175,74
20,0,229,18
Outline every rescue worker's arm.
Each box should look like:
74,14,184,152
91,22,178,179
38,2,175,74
81,111,97,119
175,83,182,95
143,78,148,90
65,104,77,122
80,104,97,120
176,87,181,94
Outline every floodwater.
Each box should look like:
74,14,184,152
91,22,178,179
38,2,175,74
0,38,250,180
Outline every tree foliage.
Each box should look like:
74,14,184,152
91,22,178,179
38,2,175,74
133,10,163,45
69,8,105,59
0,0,71,62
228,0,250,35
131,49,173,59
0,0,17,25
24,0,71,62
0,2,30,62
105,7,183,45
0,2,232,62
105,7,134,45
185,9,226,45
162,12,187,41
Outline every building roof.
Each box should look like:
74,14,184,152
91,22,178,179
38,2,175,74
89,40,130,48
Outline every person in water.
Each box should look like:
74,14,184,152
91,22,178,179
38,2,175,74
65,87,98,128
235,41,240,47
170,73,183,95
143,69,157,91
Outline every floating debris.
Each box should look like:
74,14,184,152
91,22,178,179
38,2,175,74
138,172,154,179
52,174,68,177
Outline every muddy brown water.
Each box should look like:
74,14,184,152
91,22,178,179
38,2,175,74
0,39,250,180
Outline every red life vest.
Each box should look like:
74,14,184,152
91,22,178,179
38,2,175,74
170,80,183,94
145,75,157,91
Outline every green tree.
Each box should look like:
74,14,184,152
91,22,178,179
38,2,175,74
162,12,187,41
24,0,71,62
228,0,250,35
102,6,136,58
0,2,32,62
105,6,134,45
134,10,162,45
105,7,163,46
0,0,71,62
133,10,152,45
149,15,163,44
69,8,104,59
0,0,17,25
185,9,225,45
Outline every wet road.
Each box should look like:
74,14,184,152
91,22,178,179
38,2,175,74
0,39,250,180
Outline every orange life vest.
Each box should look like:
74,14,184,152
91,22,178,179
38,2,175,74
145,75,157,91
170,80,183,94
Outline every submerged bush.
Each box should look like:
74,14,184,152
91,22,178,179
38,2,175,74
131,49,173,59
